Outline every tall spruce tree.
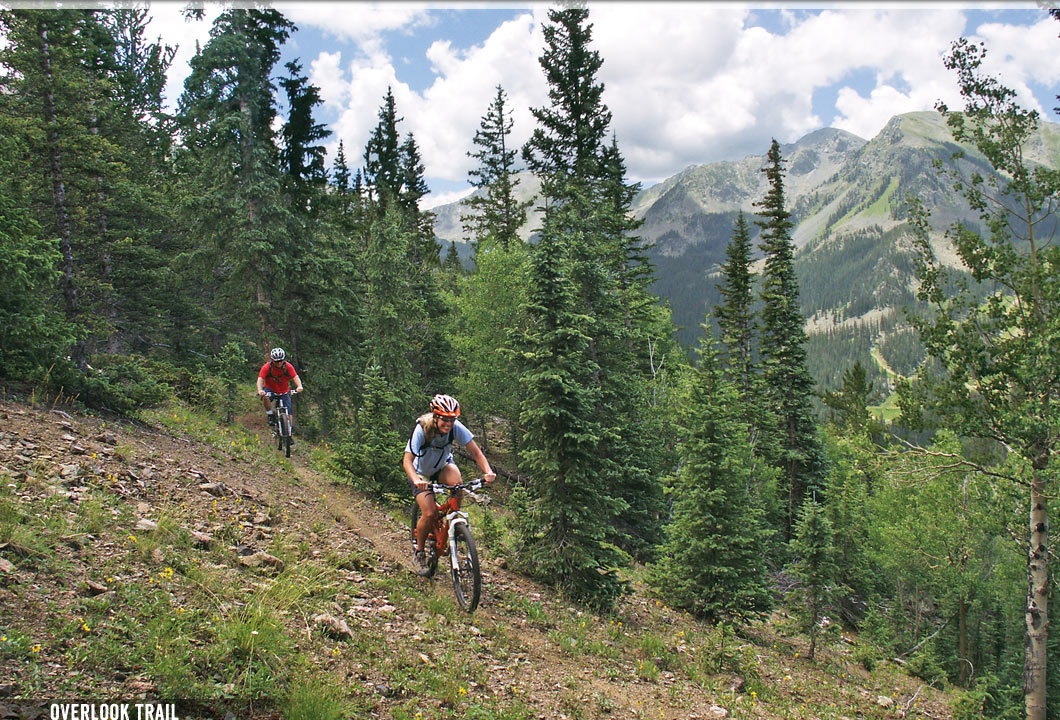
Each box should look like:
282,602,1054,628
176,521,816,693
522,6,611,191
755,139,827,538
717,211,757,399
649,322,773,623
463,85,532,252
175,8,295,353
512,197,628,609
787,499,841,660
363,86,403,208
0,9,178,366
521,5,665,560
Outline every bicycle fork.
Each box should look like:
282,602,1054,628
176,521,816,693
446,511,469,570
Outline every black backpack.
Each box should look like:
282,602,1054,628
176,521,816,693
407,420,455,459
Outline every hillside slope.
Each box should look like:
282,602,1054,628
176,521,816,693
0,395,954,719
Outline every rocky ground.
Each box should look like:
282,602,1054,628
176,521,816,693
0,395,954,720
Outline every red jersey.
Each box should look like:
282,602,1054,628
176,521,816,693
259,361,298,394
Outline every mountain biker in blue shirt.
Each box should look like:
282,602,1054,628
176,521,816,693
403,394,495,571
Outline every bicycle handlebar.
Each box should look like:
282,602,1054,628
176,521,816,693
426,478,487,495
264,388,300,398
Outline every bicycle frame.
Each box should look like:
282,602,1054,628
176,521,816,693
413,479,486,611
426,488,472,557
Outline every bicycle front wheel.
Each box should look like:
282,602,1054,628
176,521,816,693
451,523,480,612
409,503,438,577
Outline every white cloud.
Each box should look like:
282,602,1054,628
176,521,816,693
144,3,221,110
421,186,474,210
281,2,434,58
149,3,1060,195
308,9,547,186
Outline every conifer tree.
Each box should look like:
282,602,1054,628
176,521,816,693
175,8,295,353
649,323,773,622
512,195,628,610
332,361,404,499
0,126,74,373
456,84,533,455
755,139,827,538
717,211,757,399
0,9,178,365
443,241,463,274
463,85,532,252
521,5,667,560
787,498,841,660
522,6,611,191
363,87,403,208
279,59,330,189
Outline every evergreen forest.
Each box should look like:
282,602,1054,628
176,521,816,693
1,7,1058,720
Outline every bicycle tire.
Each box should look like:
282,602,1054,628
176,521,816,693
409,503,438,577
276,411,293,456
275,413,283,451
451,523,480,612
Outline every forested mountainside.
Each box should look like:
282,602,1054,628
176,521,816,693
434,111,1060,390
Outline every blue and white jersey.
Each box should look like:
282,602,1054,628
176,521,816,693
405,419,474,476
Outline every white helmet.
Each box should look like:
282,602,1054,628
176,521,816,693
270,347,286,362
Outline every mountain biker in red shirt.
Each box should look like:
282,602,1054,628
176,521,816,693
256,347,304,429
403,394,495,571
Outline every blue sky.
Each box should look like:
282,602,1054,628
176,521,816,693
147,2,1060,207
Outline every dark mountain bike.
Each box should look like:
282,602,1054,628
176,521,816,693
265,389,298,457
410,478,488,612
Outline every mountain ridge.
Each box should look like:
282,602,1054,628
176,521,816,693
431,110,1060,388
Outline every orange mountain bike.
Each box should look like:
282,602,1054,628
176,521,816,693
410,478,488,612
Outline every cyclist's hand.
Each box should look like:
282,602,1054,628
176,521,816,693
484,472,496,485
258,389,266,397
413,476,428,491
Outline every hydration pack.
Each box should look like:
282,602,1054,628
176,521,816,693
407,420,455,458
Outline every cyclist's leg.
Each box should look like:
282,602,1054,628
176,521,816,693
437,462,463,510
412,472,440,551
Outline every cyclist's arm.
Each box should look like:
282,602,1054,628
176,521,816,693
465,439,496,485
292,375,304,393
403,452,426,489
256,376,266,395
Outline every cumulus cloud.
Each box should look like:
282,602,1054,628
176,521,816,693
147,3,1058,203
304,8,548,199
144,4,221,110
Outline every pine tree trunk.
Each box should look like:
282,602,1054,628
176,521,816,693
958,596,969,686
39,20,85,368
1024,465,1048,720
89,110,118,354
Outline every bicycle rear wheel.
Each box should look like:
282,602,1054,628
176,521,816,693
451,523,480,612
409,503,438,577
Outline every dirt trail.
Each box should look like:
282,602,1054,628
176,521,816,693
0,398,954,720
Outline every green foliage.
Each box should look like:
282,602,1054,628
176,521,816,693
0,127,74,375
648,329,773,623
902,34,1060,716
511,206,629,609
331,362,404,500
755,139,828,536
215,341,250,423
786,499,842,659
451,237,530,444
463,85,532,251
